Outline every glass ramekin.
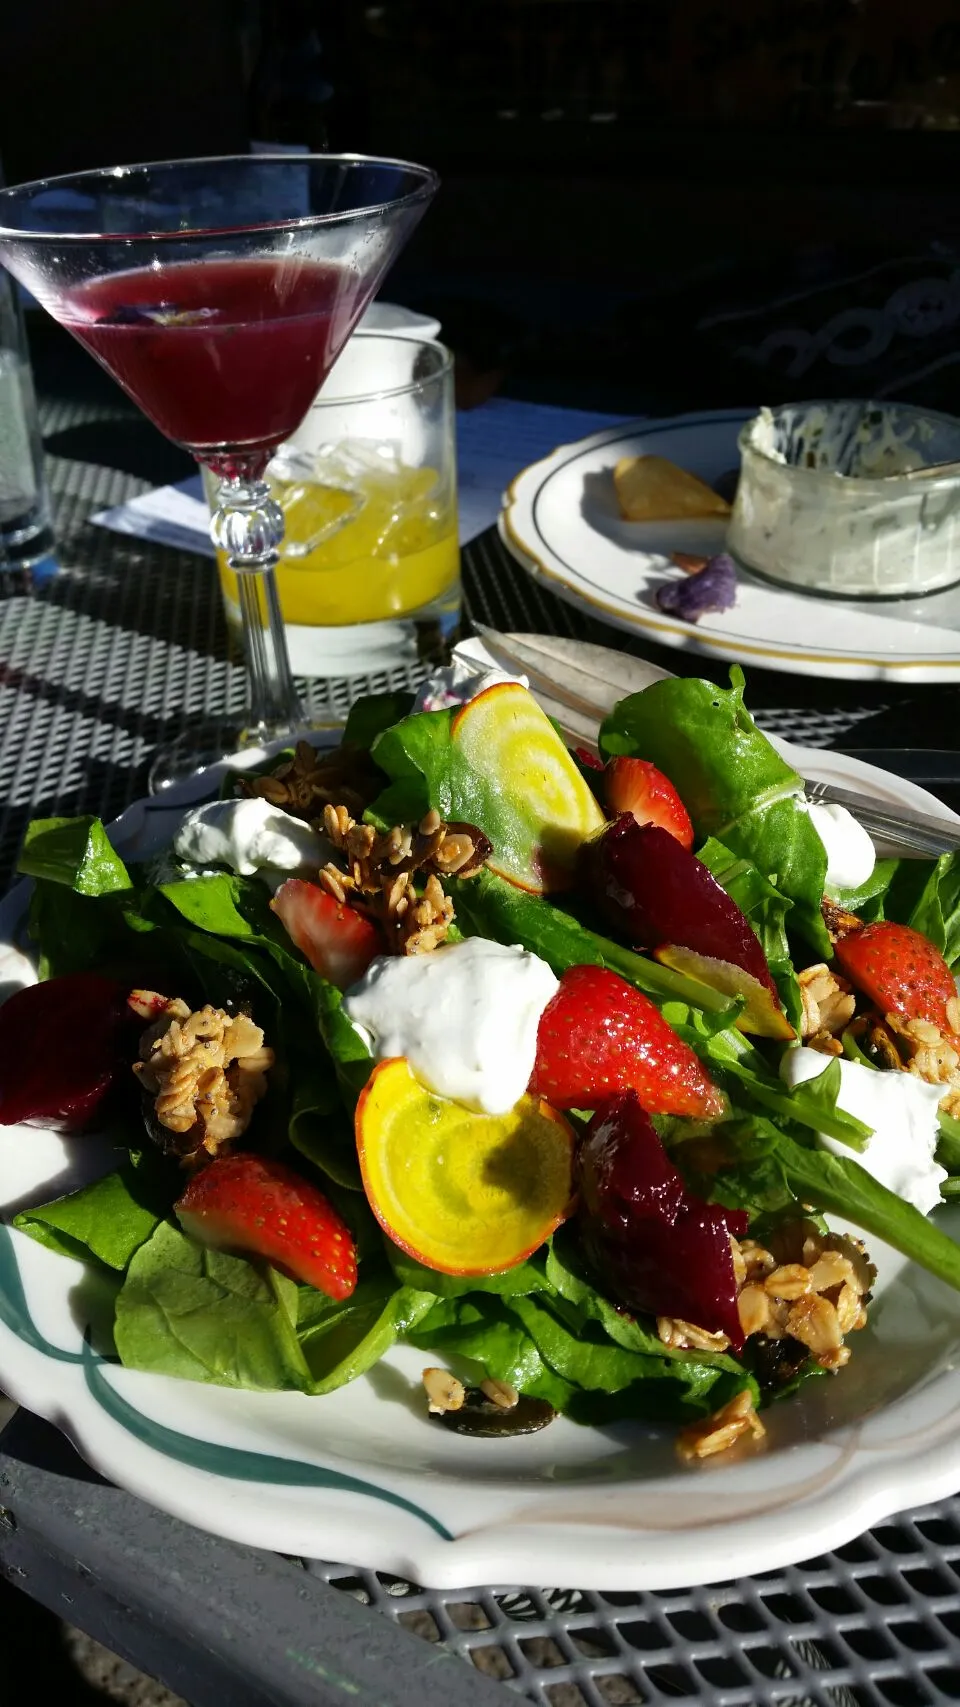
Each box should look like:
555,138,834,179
727,399,960,599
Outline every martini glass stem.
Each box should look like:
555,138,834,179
210,470,305,744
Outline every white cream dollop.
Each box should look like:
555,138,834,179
780,1045,946,1215
803,799,876,891
413,655,528,713
343,937,559,1115
174,798,324,879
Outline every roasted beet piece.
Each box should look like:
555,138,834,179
578,1091,746,1346
0,974,131,1131
581,816,778,996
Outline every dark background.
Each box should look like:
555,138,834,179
3,0,960,418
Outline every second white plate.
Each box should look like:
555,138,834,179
500,410,960,681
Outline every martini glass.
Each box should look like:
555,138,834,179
0,154,438,787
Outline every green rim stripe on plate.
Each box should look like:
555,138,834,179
0,1223,452,1541
0,1222,84,1363
81,1343,453,1539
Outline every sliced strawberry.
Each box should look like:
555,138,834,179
271,878,383,990
604,757,694,850
529,964,725,1120
574,745,604,772
834,921,958,1033
176,1152,358,1300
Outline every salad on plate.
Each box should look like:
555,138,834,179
3,661,960,1467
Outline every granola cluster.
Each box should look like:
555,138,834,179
241,738,382,822
676,1389,765,1463
797,962,856,1054
241,740,493,955
733,1220,874,1372
849,1004,960,1118
661,1220,875,1461
319,804,491,955
130,991,274,1168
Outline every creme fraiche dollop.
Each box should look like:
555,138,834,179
780,1045,946,1215
174,798,324,878
343,937,559,1115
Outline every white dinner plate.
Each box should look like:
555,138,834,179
1,740,960,1590
500,410,960,682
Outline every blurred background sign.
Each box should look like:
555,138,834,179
4,1,960,420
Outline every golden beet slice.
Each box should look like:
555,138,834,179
452,682,605,893
356,1057,575,1276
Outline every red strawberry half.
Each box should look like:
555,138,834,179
272,878,383,989
604,757,694,850
529,963,725,1120
834,921,958,1034
176,1153,358,1300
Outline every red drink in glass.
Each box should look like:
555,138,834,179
61,257,363,458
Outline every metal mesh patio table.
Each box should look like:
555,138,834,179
2,412,960,1707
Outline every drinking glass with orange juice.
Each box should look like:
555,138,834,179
206,332,460,676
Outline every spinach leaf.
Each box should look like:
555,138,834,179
507,1295,755,1419
599,671,830,955
368,707,457,826
27,881,136,980
19,816,133,895
12,1159,172,1270
288,1066,363,1190
298,1278,436,1392
715,1126,960,1292
832,859,899,917
406,1292,573,1406
305,978,375,1112
156,873,261,939
387,1243,550,1298
900,855,960,970
344,690,416,752
114,1222,311,1390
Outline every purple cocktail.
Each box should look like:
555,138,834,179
0,155,437,784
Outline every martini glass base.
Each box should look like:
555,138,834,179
147,711,344,796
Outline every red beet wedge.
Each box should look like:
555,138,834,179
0,974,131,1131
578,1090,747,1345
580,816,792,1037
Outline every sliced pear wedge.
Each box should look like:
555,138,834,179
655,945,795,1040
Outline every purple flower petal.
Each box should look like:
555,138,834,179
655,551,738,623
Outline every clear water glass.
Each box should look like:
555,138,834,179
207,331,460,679
0,267,53,571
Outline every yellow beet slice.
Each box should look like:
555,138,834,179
356,1057,575,1276
452,682,606,892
